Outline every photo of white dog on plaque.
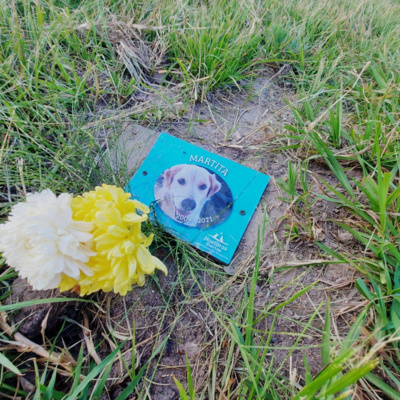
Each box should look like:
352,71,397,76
154,164,233,228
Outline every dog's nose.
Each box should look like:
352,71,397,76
181,198,196,211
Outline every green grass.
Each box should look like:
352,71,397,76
165,0,266,100
1,0,400,398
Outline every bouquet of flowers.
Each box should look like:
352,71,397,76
0,185,167,296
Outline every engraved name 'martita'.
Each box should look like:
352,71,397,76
189,155,228,176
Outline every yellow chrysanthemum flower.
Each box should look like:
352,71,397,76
58,184,167,296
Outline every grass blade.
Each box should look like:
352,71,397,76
173,376,190,400
0,352,21,376
321,360,379,397
65,343,124,400
0,298,92,313
321,298,331,367
365,373,400,400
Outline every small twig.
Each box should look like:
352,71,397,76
0,311,74,367
1,392,22,400
335,300,369,317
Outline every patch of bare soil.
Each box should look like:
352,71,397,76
9,69,365,399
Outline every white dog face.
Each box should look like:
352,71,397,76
163,164,221,223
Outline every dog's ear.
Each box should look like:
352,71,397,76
207,174,222,198
164,165,182,187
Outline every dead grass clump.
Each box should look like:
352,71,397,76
77,18,165,85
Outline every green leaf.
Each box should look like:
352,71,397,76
293,349,355,400
370,64,387,90
271,282,317,313
91,361,114,400
307,132,356,200
365,373,400,400
65,343,124,400
70,345,84,394
303,355,313,385
115,337,169,400
340,309,368,354
0,298,92,313
0,352,21,376
39,384,65,400
387,184,400,206
321,298,331,367
43,367,58,400
114,369,145,400
378,172,391,234
186,355,195,400
316,242,347,263
173,376,190,400
321,360,379,397
355,279,375,302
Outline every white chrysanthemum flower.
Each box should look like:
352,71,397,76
0,189,95,290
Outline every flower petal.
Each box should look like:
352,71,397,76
152,256,168,276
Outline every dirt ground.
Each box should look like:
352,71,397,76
10,69,365,399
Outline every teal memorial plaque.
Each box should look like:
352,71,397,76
127,133,270,263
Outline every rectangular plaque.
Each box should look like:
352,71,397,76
127,133,270,263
